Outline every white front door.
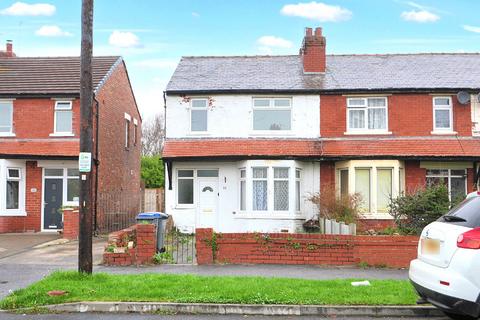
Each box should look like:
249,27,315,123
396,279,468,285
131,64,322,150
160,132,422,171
197,178,218,229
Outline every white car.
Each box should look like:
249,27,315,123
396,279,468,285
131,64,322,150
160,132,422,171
410,191,480,320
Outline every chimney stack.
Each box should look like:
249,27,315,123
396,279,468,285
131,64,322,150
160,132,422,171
300,27,326,73
5,40,14,57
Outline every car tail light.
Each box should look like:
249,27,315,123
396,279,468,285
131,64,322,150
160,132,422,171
457,228,480,249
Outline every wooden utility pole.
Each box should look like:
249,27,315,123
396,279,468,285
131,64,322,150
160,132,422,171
78,0,94,274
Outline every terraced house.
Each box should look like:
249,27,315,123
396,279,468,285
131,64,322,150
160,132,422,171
163,27,480,233
0,43,141,233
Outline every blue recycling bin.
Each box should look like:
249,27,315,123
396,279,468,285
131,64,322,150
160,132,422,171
136,212,169,252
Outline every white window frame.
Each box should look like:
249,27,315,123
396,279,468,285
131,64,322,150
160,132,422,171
295,168,301,212
0,99,15,137
252,97,292,132
176,169,195,207
273,167,290,212
133,118,138,146
239,168,246,212
432,96,454,133
125,119,130,149
43,168,80,207
346,97,390,134
190,98,208,133
252,167,269,212
426,168,467,201
0,160,26,216
51,101,74,136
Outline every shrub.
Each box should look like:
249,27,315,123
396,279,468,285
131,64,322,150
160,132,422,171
141,155,164,188
153,252,174,264
388,184,450,235
308,186,363,224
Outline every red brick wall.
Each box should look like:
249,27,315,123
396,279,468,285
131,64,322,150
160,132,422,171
405,160,426,193
320,94,472,137
11,98,80,138
95,62,142,231
0,161,42,233
63,208,79,240
103,223,156,266
301,28,326,73
320,161,335,191
196,228,418,268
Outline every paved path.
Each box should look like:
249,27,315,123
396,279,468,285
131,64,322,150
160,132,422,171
0,233,60,259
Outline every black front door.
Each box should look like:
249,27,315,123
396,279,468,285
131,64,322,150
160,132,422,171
44,179,63,230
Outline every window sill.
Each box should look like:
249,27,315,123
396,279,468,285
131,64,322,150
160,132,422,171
344,131,392,135
430,131,458,135
0,210,27,217
0,133,16,137
49,133,75,137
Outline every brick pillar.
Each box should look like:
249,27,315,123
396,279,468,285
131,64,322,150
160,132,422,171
196,228,214,265
135,224,157,264
62,208,79,240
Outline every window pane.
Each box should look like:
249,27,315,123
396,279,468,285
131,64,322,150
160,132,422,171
8,169,20,178
434,98,450,106
368,98,386,107
451,169,466,176
45,169,63,176
240,169,246,178
377,169,392,213
0,102,12,132
274,180,289,211
451,177,466,203
253,180,267,210
435,109,450,129
253,99,270,107
55,111,73,133
55,102,72,110
399,168,405,193
274,168,289,179
340,169,349,198
348,98,365,106
67,168,79,177
67,178,80,202
240,180,246,211
191,109,207,131
426,169,449,176
192,99,207,108
253,110,291,130
368,108,386,129
252,167,267,179
6,180,19,209
355,169,370,212
296,180,301,211
274,99,291,107
197,169,218,177
426,176,448,187
178,179,194,204
295,169,301,179
178,170,194,178
440,197,480,228
348,109,365,129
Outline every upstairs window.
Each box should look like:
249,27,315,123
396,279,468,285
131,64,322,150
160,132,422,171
124,113,131,149
253,98,291,131
133,119,138,146
433,97,453,132
0,100,13,134
190,99,208,132
54,101,73,134
347,97,388,132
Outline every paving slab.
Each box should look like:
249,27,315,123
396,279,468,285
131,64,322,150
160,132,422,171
0,233,60,259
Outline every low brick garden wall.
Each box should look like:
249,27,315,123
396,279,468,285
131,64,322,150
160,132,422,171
103,224,157,266
196,228,418,268
62,207,79,240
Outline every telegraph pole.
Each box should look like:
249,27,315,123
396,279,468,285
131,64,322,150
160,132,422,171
78,0,94,274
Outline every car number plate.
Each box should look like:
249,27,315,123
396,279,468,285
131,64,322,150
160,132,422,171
421,238,440,255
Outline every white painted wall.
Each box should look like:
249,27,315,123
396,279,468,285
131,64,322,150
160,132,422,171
165,94,320,138
165,160,320,233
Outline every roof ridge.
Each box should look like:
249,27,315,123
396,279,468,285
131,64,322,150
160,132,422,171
181,54,299,59
0,55,121,59
328,52,480,57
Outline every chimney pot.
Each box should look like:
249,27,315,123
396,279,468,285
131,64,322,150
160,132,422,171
301,27,326,73
305,27,313,37
314,27,322,37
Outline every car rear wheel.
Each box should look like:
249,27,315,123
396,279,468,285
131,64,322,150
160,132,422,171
444,311,478,320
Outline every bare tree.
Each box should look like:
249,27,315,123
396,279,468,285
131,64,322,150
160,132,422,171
142,113,164,156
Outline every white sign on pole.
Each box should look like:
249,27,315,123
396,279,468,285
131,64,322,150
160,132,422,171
79,152,92,172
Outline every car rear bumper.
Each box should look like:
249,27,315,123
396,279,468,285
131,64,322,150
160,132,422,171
411,280,480,318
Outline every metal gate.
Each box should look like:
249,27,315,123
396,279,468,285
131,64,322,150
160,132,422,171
157,229,196,264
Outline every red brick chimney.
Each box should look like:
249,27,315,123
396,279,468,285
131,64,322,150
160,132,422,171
1,40,15,58
300,27,326,73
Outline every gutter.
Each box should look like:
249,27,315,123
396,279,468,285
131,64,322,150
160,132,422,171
93,94,100,233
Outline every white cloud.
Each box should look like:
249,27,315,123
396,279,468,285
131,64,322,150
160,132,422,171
257,36,293,48
133,59,178,69
281,2,352,22
401,10,439,23
35,25,72,37
192,12,200,17
108,30,141,48
463,25,480,33
0,2,55,16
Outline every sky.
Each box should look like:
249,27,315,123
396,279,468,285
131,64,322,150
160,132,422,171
1,0,480,120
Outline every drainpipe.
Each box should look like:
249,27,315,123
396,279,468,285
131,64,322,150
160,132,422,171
93,94,100,233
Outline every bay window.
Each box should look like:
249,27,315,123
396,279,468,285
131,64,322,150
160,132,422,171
253,98,291,131
347,97,388,133
295,169,301,212
273,168,289,211
252,167,268,211
433,97,453,132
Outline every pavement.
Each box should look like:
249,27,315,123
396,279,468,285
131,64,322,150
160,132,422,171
0,233,61,259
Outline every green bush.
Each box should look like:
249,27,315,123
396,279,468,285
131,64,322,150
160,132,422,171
141,155,164,188
388,184,450,235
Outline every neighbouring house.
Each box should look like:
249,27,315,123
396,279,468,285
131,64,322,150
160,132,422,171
162,27,480,233
0,41,142,233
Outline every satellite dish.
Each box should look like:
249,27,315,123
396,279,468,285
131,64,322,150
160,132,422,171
457,91,470,105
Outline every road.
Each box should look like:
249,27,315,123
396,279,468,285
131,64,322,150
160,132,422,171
0,314,450,320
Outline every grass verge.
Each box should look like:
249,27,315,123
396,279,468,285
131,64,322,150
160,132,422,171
0,271,417,309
